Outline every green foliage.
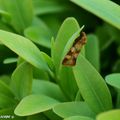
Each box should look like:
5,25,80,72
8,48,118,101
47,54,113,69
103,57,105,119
0,0,120,120
73,55,112,113
71,0,120,29
53,102,95,118
14,95,59,116
11,62,33,100
64,116,94,120
96,110,120,120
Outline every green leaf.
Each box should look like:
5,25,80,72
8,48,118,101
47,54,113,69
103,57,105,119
0,75,11,85
58,67,79,101
75,91,83,101
32,80,66,101
96,110,120,120
3,57,17,64
0,94,16,108
73,55,112,114
11,62,33,100
14,95,60,116
53,17,80,71
0,78,15,108
0,9,11,22
105,74,120,108
71,0,120,29
24,26,51,48
0,30,49,71
64,116,94,120
33,0,68,15
0,80,14,97
53,102,95,118
40,52,54,72
85,34,100,71
52,17,80,100
33,67,49,80
1,0,33,33
105,73,120,89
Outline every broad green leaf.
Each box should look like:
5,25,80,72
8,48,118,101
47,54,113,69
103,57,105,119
96,109,120,120
32,80,66,101
73,55,112,113
71,0,120,29
53,102,95,118
64,116,94,120
33,0,68,15
0,80,14,97
11,62,33,100
1,0,33,33
85,34,100,71
105,73,120,89
0,94,16,108
3,57,17,64
0,30,49,71
14,95,60,116
53,17,80,71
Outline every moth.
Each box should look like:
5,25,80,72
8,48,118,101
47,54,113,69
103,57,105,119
62,32,87,66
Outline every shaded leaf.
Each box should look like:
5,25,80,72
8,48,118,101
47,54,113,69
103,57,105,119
27,113,47,120
0,94,16,108
0,108,26,120
33,0,68,15
71,0,120,29
0,80,14,97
